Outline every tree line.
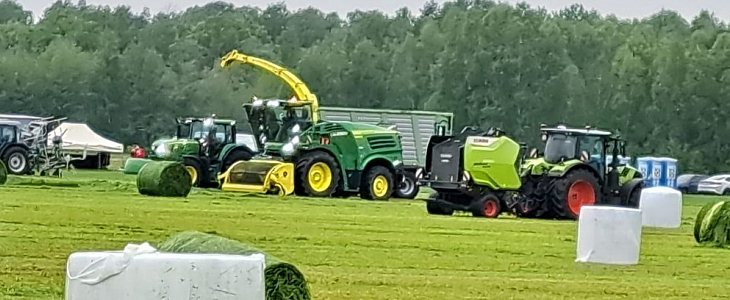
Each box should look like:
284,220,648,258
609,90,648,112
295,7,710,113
0,0,728,173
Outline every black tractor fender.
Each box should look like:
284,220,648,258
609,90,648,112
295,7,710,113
219,145,254,168
0,143,30,158
619,178,645,203
547,162,602,184
219,145,255,161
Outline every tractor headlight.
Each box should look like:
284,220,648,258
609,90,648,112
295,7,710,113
266,100,280,108
282,142,295,156
291,135,300,145
415,168,423,179
462,171,471,182
290,124,301,134
253,99,264,107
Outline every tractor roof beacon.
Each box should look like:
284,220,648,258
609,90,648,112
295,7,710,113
420,124,644,220
217,50,406,200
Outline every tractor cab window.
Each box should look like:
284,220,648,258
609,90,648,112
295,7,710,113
177,123,191,139
213,124,228,143
578,136,603,158
274,105,312,142
190,121,205,139
543,134,577,163
0,126,14,143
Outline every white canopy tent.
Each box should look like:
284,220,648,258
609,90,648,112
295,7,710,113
48,122,124,154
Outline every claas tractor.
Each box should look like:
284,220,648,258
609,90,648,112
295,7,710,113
217,50,406,200
420,124,645,220
147,116,257,188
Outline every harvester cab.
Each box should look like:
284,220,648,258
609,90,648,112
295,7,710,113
243,97,313,158
218,49,406,200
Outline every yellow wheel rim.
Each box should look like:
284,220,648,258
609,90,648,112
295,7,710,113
185,166,198,184
372,175,389,198
308,162,332,192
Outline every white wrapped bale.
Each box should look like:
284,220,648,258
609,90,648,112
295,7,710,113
640,187,683,228
65,243,266,300
576,206,642,265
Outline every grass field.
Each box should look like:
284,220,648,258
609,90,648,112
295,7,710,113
1,169,730,300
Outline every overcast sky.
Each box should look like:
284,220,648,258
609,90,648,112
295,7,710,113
14,0,730,22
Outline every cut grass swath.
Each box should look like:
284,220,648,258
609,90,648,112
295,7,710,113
158,231,311,300
136,161,192,197
695,200,730,248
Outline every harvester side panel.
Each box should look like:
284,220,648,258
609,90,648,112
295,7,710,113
463,136,522,190
319,107,453,167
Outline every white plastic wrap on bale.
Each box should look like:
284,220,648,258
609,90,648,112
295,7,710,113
576,206,642,265
65,243,266,300
640,186,683,228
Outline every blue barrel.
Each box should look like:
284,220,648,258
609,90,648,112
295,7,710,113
659,157,678,189
636,157,652,187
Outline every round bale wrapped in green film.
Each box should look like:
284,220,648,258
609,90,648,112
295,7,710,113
158,231,311,300
694,201,721,243
0,160,7,185
696,200,730,247
136,161,192,197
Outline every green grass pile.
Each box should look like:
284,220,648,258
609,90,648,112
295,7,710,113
136,161,192,197
158,231,311,300
0,160,6,185
694,200,730,248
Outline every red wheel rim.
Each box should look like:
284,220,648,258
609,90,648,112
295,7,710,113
568,180,596,215
484,200,497,217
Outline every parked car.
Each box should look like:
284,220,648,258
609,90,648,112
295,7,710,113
677,174,709,194
697,174,730,195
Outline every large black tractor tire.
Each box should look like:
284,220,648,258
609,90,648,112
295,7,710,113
183,157,204,187
546,169,601,220
426,200,454,215
296,151,341,197
3,147,30,175
470,194,502,218
394,171,419,199
360,165,395,200
626,182,644,208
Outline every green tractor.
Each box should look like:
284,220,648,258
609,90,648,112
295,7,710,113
420,124,645,220
147,115,256,187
